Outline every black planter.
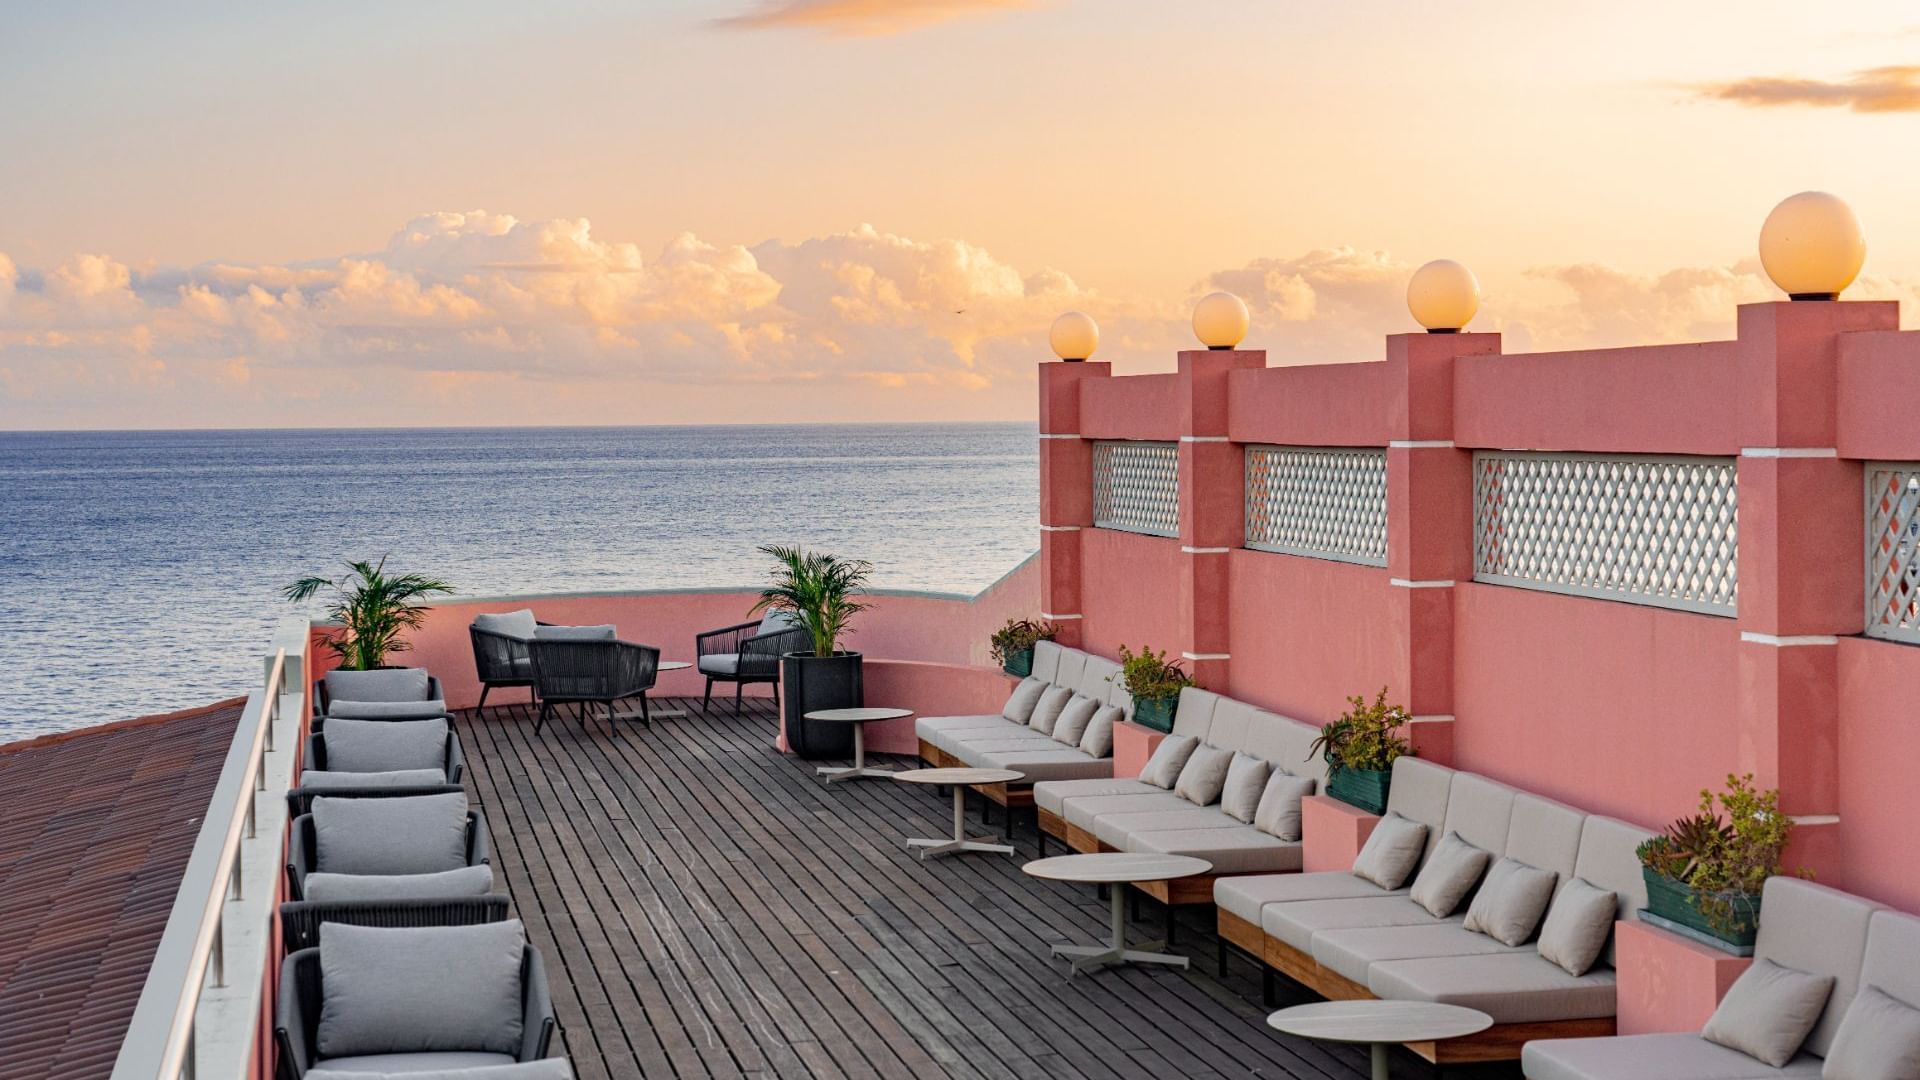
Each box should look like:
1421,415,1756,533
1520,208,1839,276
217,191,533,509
781,651,864,760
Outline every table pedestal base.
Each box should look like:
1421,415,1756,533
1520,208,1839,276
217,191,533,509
904,787,1014,858
1369,1043,1389,1080
816,726,894,784
1046,886,1188,976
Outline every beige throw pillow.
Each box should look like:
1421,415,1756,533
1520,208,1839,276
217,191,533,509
1052,694,1100,746
1702,958,1836,1068
1351,812,1429,890
1536,877,1618,977
1001,678,1047,723
1080,705,1120,758
1139,734,1198,790
1220,753,1271,824
1174,744,1234,806
1253,772,1316,841
1822,985,1920,1080
1462,857,1558,946
1408,831,1492,917
1028,685,1074,735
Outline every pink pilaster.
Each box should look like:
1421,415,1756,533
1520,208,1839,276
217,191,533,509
1301,795,1381,873
1176,349,1264,688
1615,920,1752,1035
1039,360,1110,648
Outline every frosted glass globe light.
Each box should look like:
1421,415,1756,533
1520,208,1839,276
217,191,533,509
1759,191,1865,300
1049,311,1099,361
1192,291,1249,349
1406,259,1480,333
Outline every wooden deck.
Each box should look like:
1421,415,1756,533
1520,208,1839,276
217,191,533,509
453,699,1520,1080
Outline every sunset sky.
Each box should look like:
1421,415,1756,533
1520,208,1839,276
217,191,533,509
3,0,1918,429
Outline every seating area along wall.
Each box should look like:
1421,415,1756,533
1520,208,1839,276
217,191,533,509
1037,301,1920,914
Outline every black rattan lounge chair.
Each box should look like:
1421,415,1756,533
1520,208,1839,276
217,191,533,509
284,808,491,900
303,730,466,785
528,637,660,735
469,609,558,713
695,611,807,716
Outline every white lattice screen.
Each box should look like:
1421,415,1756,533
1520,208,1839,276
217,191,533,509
1092,441,1179,537
1867,462,1920,644
1244,446,1388,566
1473,451,1738,615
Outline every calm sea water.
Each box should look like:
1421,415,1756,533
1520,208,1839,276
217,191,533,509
0,424,1038,741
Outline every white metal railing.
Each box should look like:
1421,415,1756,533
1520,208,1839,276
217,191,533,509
1092,440,1179,537
112,617,309,1080
1244,445,1388,566
1866,463,1920,644
1473,451,1738,616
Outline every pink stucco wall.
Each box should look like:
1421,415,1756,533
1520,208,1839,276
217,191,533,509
1224,550,1407,723
1078,527,1186,659
1834,637,1920,910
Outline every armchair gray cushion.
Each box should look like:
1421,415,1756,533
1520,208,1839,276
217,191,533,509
309,1059,573,1080
534,624,616,641
1462,857,1557,946
698,652,739,676
323,717,449,773
305,1054,519,1077
1080,705,1120,758
1822,984,1920,1080
1253,772,1316,842
1536,877,1618,977
1702,958,1835,1068
317,920,527,1057
472,610,538,641
304,865,496,903
314,793,471,876
757,610,801,637
327,699,449,720
1353,812,1430,890
325,668,432,703
301,769,447,791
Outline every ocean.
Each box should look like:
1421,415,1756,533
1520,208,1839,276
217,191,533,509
0,423,1038,741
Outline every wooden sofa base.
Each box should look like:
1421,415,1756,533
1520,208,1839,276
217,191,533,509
1219,910,1616,1064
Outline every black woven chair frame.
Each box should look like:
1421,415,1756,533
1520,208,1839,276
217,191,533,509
278,895,511,952
694,619,809,716
312,674,445,714
528,638,659,736
275,944,555,1079
469,622,555,712
286,809,491,901
303,730,466,785
285,781,465,819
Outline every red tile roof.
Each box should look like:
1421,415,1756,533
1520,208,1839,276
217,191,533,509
0,700,243,1080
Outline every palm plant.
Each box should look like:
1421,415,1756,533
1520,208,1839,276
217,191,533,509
751,544,872,658
283,556,453,670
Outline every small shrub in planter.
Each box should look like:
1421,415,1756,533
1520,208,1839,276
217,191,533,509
1636,774,1800,953
1117,645,1196,733
284,556,453,671
989,618,1060,677
1308,688,1413,815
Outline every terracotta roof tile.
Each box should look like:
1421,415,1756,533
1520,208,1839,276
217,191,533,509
0,700,242,1080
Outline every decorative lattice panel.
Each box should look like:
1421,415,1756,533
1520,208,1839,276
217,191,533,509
1244,446,1388,566
1867,463,1920,644
1473,452,1738,615
1092,441,1179,537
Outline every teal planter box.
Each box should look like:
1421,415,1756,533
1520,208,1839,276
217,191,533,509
1326,763,1392,815
1002,647,1034,678
1133,695,1177,733
1640,867,1760,953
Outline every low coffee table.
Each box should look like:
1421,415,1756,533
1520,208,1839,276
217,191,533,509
1267,1001,1493,1080
1022,852,1211,975
805,707,913,783
894,768,1023,858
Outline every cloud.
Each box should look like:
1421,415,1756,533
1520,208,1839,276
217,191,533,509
1697,65,1920,113
716,0,1038,36
1197,248,1415,363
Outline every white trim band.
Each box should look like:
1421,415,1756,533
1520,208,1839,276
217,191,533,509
1039,525,1082,533
1182,546,1231,554
1039,433,1082,440
1040,612,1083,621
1789,814,1840,826
1739,632,1840,647
1389,440,1455,449
1180,435,1229,443
1180,652,1230,661
1741,447,1838,458
1409,714,1456,725
1390,578,1457,589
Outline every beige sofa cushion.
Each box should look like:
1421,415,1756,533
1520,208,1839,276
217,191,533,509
1140,734,1198,790
1367,951,1618,1024
1462,857,1558,946
1214,871,1395,925
1409,832,1492,918
1052,694,1100,746
1093,808,1239,850
1311,922,1526,986
1752,878,1882,1058
1029,685,1074,734
916,714,1000,740
1174,744,1234,806
1822,985,1920,1080
1081,704,1120,758
1352,812,1429,890
1061,792,1186,831
1126,826,1300,875
1033,778,1152,817
1521,1033,1822,1080
1263,896,1449,954
973,746,1113,783
1537,877,1619,977
1220,753,1270,824
1000,678,1048,723
1702,959,1835,1068
1253,772,1316,842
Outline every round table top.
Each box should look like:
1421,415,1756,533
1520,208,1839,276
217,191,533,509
803,707,914,723
894,767,1023,786
657,661,692,671
1266,1001,1493,1044
1021,852,1211,885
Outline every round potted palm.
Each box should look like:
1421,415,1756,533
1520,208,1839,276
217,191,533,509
283,556,453,670
754,544,872,760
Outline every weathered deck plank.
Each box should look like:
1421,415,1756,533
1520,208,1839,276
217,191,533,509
454,698,1519,1080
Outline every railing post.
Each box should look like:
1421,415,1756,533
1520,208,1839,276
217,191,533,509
1038,358,1110,648
1734,300,1898,877
1174,348,1264,690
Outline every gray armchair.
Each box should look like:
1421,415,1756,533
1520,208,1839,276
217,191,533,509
280,804,501,952
528,637,660,736
303,728,466,785
695,610,806,715
469,609,556,713
314,667,447,720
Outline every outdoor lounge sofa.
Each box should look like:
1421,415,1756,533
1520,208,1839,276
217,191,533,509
275,921,557,1078
1214,756,1653,1065
1031,685,1329,915
1523,877,1920,1080
315,667,449,720
915,640,1130,823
